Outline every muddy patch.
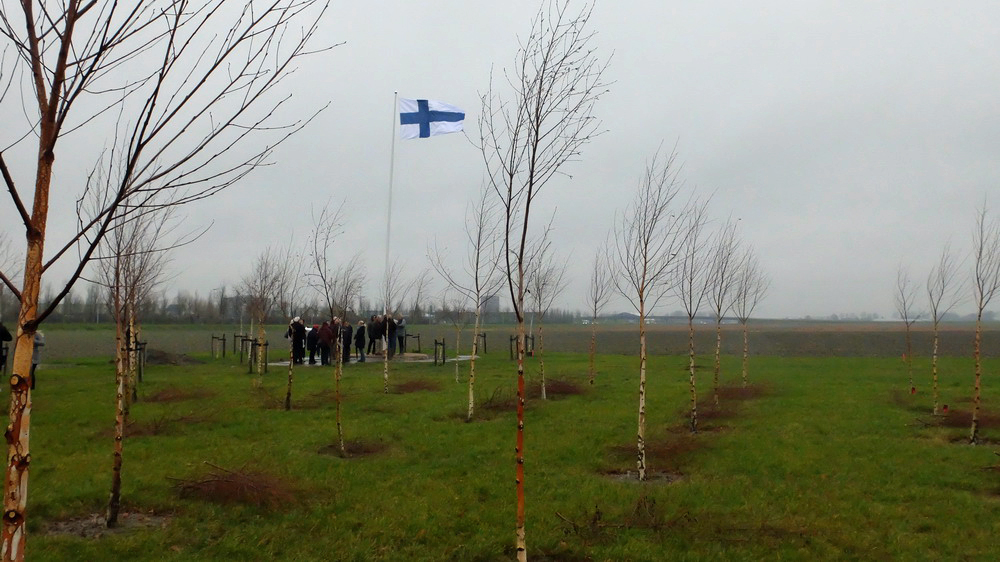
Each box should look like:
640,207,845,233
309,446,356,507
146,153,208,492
318,439,388,458
43,511,171,538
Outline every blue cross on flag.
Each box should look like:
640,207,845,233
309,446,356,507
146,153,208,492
399,98,465,139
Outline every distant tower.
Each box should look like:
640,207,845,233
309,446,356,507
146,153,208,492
480,293,501,323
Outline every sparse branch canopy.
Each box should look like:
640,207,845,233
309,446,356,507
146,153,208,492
732,247,769,324
926,243,964,325
894,265,920,328
707,217,742,321
612,149,687,314
588,243,612,320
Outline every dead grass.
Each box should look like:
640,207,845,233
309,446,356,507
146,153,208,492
170,463,296,509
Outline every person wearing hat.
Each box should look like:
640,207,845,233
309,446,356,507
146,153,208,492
285,317,307,365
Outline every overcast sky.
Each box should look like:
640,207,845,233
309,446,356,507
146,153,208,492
6,1,1000,320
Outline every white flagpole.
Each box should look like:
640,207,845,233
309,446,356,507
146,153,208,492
385,91,398,301
382,92,398,390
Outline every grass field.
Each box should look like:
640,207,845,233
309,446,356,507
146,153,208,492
16,325,1000,560
26,320,1000,362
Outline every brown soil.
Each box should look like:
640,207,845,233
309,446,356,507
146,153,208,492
602,469,683,484
528,378,585,399
392,379,442,393
110,414,209,438
144,349,204,365
43,510,171,538
716,383,768,400
145,386,216,403
318,438,388,458
170,463,296,509
608,433,704,473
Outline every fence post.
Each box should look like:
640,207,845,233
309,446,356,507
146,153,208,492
477,332,487,354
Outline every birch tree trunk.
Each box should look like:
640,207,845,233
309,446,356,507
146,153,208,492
713,320,722,406
906,328,914,393
538,324,547,401
514,319,527,561
636,304,647,481
931,323,940,416
970,315,983,444
255,325,266,386
741,322,750,388
284,340,295,411
335,337,347,456
454,328,461,383
383,333,389,394
3,164,49,559
107,318,127,527
688,319,698,433
467,314,481,422
588,322,598,385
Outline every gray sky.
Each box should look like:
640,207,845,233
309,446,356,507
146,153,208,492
7,1,1000,319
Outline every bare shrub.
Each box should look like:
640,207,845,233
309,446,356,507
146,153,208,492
170,464,296,509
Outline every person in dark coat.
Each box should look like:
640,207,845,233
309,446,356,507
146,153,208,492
386,315,397,359
306,325,319,365
366,316,377,354
354,320,367,362
0,322,11,374
285,317,307,364
31,331,44,390
372,315,385,355
396,316,407,354
340,321,353,364
318,321,334,366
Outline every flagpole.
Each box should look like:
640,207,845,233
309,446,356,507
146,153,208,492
382,92,397,390
385,91,397,300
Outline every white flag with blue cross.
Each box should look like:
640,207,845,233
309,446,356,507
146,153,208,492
399,98,465,139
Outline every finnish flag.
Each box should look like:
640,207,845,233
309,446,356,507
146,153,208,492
399,98,465,139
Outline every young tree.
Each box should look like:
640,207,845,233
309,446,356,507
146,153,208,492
612,150,687,481
306,203,364,454
428,186,503,421
239,247,293,382
441,292,472,382
587,245,613,385
925,244,963,416
527,229,568,401
706,218,741,407
894,265,920,393
732,247,769,388
969,204,1000,444
674,199,712,433
380,260,416,393
0,3,329,555
93,201,178,527
478,0,608,556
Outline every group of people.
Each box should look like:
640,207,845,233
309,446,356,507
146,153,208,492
284,314,407,366
0,322,44,390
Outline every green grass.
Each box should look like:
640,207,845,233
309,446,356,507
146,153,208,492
21,346,1000,560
